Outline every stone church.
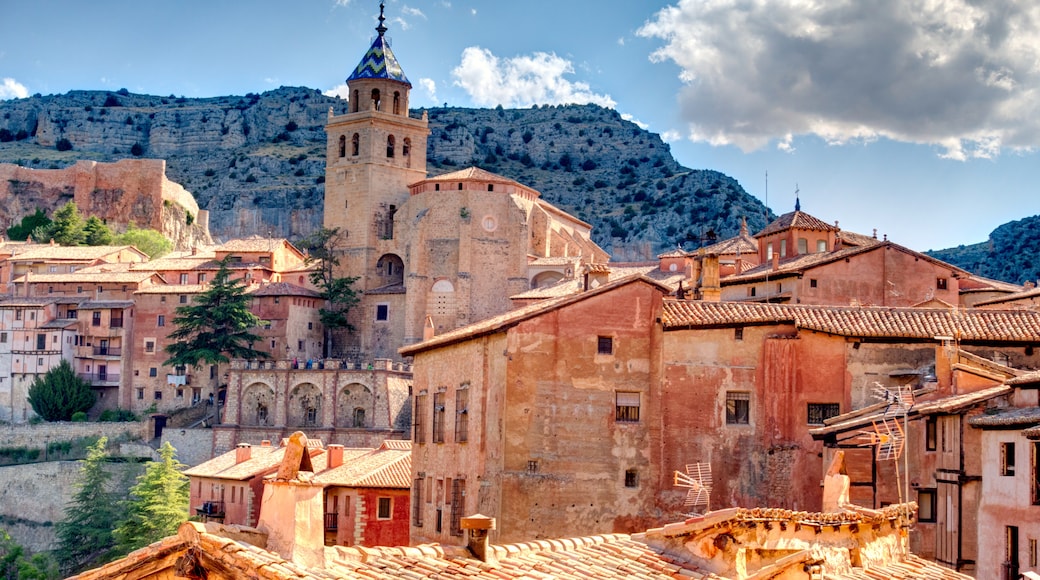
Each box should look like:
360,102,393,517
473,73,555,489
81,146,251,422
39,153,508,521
322,9,607,360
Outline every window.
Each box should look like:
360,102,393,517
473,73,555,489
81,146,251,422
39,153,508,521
338,135,346,157
97,286,103,294
937,277,948,290
136,388,144,400
14,310,21,321
197,273,207,284
917,489,936,522
0,332,5,343
412,478,424,526
1001,442,1016,476
810,278,818,288
36,334,45,350
403,137,411,157
353,407,365,428
377,497,392,520
432,391,446,443
449,479,465,536
77,286,83,293
386,135,395,158
779,239,786,257
925,417,937,451
413,393,427,444
154,391,162,400
149,367,157,377
92,312,101,327
766,243,773,260
179,295,188,304
1030,538,1037,568
734,327,744,341
797,238,808,254
1032,442,1040,505
726,391,750,425
376,304,389,321
392,91,400,114
624,469,639,488
527,460,538,473
807,403,840,425
749,287,756,297
615,392,640,423
145,340,155,354
352,133,359,156
455,388,469,442
817,239,828,253
157,315,165,327
179,273,189,284
298,340,304,351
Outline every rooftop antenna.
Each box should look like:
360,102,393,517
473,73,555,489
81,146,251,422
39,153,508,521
673,462,713,517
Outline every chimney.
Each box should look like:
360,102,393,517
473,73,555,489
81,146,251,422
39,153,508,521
834,236,843,251
235,443,252,464
261,439,272,447
423,315,436,341
462,514,497,563
698,253,721,302
327,444,344,468
256,432,324,568
771,251,779,271
191,245,198,256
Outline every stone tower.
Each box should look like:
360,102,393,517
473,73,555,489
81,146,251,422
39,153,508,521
324,4,429,358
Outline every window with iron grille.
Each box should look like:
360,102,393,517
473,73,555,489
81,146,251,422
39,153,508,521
449,479,465,536
615,391,640,423
624,469,639,488
413,393,427,444
807,403,840,425
412,478,424,526
432,391,446,443
455,388,469,443
726,391,750,425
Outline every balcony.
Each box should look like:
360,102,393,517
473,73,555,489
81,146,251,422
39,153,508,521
167,374,192,386
78,372,120,387
92,346,122,357
324,512,338,530
195,501,225,522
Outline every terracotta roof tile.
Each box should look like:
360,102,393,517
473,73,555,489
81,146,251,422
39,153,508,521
662,301,1040,342
8,244,144,261
423,166,525,187
252,282,321,298
313,448,411,488
1007,370,1040,386
975,285,1040,306
218,237,300,254
16,271,159,284
967,406,1040,428
755,210,838,238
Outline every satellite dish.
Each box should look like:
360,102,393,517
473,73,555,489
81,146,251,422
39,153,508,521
673,463,712,517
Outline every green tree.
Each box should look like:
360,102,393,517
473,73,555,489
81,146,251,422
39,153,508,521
55,437,121,574
6,209,51,241
83,216,114,246
113,225,172,259
112,443,189,554
27,359,96,421
0,529,59,580
297,227,360,357
49,201,86,246
164,256,269,369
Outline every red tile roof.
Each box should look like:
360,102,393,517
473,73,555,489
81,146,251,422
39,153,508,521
755,210,839,238
662,301,1040,342
314,447,411,489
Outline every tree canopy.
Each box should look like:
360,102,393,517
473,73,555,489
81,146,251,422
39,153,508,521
297,227,360,357
27,359,96,421
5,208,51,241
113,225,172,258
55,437,121,575
112,443,189,554
164,256,269,369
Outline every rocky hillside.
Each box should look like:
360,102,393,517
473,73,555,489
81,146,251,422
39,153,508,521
0,88,772,258
927,215,1040,285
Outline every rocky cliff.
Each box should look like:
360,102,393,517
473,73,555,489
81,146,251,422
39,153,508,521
927,214,1040,285
0,88,772,257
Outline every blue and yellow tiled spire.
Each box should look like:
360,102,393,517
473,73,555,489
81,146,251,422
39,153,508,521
347,2,411,86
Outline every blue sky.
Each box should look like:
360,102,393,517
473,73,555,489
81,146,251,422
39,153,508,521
2,0,1039,252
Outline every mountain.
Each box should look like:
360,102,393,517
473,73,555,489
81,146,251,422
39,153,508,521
0,88,773,258
927,215,1040,285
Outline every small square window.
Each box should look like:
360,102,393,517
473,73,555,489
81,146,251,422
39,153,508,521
149,368,157,377
376,304,389,321
810,278,818,288
734,327,744,341
160,295,166,303
377,497,392,520
597,336,613,355
726,392,750,425
527,460,538,473
179,295,188,304
615,392,640,423
157,315,165,327
936,277,948,290
154,391,162,400
145,340,156,353
1001,442,1015,476
917,489,936,522
624,469,638,488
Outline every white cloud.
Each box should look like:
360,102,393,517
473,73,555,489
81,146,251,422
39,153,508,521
333,0,350,6
661,130,681,142
638,0,1040,159
1,77,29,99
617,37,626,46
419,78,438,102
401,6,426,19
451,46,616,108
620,113,649,130
324,83,350,99
471,8,476,15
391,17,411,30
264,77,279,85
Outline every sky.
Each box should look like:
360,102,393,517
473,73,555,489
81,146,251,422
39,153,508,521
2,0,1039,253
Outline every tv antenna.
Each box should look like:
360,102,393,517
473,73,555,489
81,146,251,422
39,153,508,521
673,462,713,517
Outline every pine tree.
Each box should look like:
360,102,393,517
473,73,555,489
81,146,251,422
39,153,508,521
112,442,189,554
1,529,59,580
83,216,114,246
26,359,96,421
54,437,120,575
49,201,86,246
164,256,270,368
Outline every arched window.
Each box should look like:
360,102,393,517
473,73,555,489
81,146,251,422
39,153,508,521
351,133,359,156
353,408,366,428
371,89,381,111
402,138,411,157
393,91,401,115
352,90,359,113
338,135,346,158
387,135,395,158
256,403,268,425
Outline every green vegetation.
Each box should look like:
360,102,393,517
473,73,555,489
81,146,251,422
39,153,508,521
99,408,138,422
113,225,172,259
55,138,72,152
27,360,96,422
927,215,1040,284
6,209,51,241
164,256,270,369
55,437,120,575
113,443,189,553
296,227,360,358
0,529,58,580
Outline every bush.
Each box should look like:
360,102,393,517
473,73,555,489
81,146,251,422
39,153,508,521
71,412,88,422
56,138,73,151
0,129,12,142
204,169,216,177
103,94,122,107
99,408,138,422
28,360,95,421
130,143,144,156
285,121,298,132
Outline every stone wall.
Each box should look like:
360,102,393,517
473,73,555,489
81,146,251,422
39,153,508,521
160,428,217,467
0,421,149,450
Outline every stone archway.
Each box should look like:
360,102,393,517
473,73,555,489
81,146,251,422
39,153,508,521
288,382,323,428
337,383,375,428
241,382,275,427
531,271,564,288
